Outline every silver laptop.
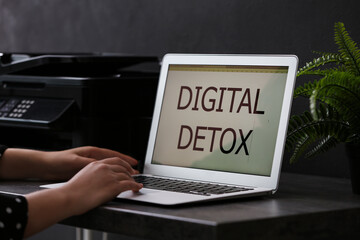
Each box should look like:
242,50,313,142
44,54,298,205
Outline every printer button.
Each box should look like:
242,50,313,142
8,99,19,106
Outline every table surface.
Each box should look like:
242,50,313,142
1,173,360,240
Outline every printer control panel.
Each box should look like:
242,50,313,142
0,97,74,124
0,98,35,119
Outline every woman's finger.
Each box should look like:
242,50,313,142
113,171,133,181
118,180,143,193
76,147,138,166
100,157,135,174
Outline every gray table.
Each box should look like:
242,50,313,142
1,173,360,240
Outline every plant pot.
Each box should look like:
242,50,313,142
345,143,360,194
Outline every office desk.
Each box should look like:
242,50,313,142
1,173,360,240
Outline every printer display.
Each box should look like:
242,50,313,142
0,53,159,167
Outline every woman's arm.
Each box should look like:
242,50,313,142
0,146,138,180
24,157,142,238
0,146,141,238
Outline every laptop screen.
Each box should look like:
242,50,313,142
151,64,289,177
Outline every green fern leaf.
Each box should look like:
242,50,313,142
297,53,343,77
311,72,360,134
304,135,338,158
334,22,360,76
294,81,318,98
286,105,352,163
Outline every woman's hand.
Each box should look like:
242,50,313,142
0,146,138,180
24,157,142,237
42,146,139,180
60,157,142,214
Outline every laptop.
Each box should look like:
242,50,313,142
43,54,298,205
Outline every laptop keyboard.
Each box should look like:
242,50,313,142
133,175,253,196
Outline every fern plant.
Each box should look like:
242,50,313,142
286,22,360,163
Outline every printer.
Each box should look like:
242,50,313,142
0,53,159,168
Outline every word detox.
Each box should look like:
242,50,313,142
176,85,266,155
178,125,253,155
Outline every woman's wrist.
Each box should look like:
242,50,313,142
0,148,50,179
24,186,79,237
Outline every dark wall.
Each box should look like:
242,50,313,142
1,0,359,178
